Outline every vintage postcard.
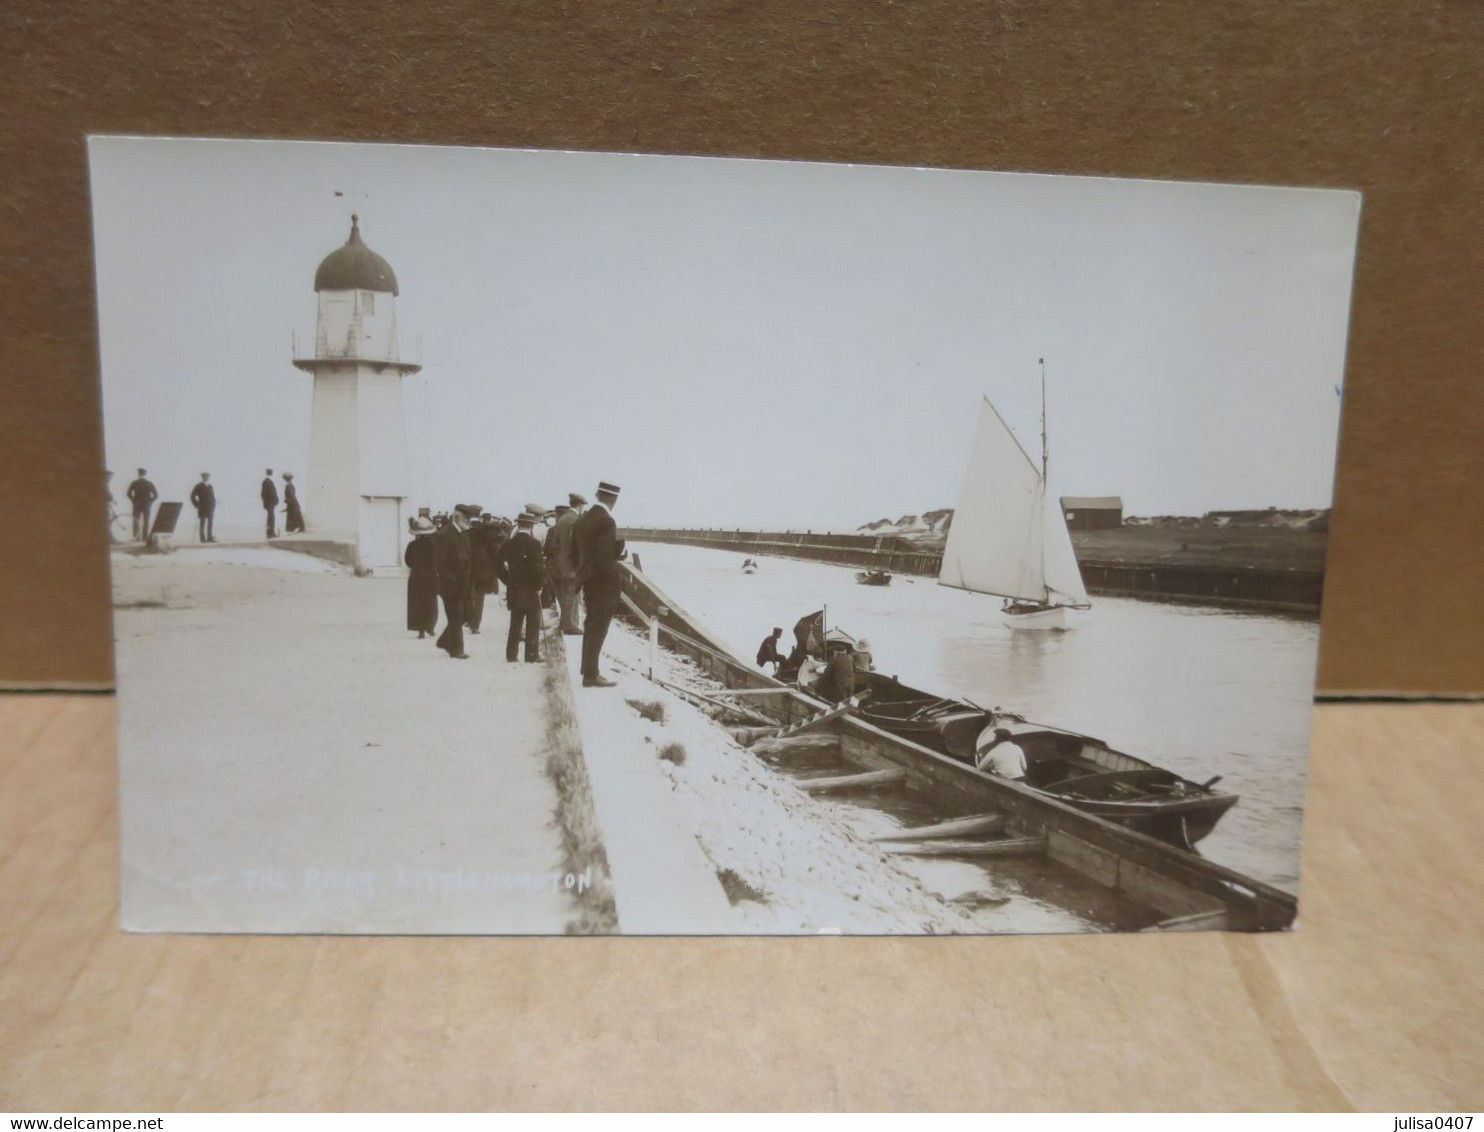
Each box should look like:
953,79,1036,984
90,137,1358,934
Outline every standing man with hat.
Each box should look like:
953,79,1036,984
433,504,476,659
548,493,586,635
127,468,157,542
260,469,279,539
497,511,546,663
282,472,305,534
572,481,624,688
189,473,216,543
466,509,499,634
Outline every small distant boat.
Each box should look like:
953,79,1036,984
855,569,892,586
741,558,759,575
939,360,1091,631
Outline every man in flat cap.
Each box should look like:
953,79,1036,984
127,468,157,542
547,493,586,635
572,481,624,687
497,511,546,663
189,472,216,543
260,469,279,539
433,504,476,659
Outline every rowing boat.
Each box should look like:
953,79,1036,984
849,670,1236,849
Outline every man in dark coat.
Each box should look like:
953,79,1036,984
261,469,279,538
127,468,157,541
404,516,439,639
466,511,500,634
486,518,508,597
189,472,216,542
756,627,785,671
282,472,305,533
572,481,624,687
433,505,475,659
497,511,545,663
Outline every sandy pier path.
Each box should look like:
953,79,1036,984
112,547,576,933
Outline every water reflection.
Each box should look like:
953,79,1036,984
631,541,1319,892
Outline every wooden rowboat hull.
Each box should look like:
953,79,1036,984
848,670,1237,850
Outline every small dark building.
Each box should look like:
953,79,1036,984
1061,496,1123,530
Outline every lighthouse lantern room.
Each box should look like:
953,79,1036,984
293,214,421,569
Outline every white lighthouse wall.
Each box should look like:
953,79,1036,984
358,497,403,569
357,290,399,360
316,293,355,358
306,369,361,535
357,368,410,499
315,289,399,362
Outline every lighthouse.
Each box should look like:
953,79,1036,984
293,214,421,569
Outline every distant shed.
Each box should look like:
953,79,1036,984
1061,496,1123,530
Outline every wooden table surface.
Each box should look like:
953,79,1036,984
1,696,1480,1112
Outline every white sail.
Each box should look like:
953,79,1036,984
1040,478,1090,606
939,398,1048,603
939,394,1090,608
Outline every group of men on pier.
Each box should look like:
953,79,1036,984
404,482,625,688
109,467,305,544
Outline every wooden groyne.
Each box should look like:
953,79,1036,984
619,527,1322,614
616,561,1299,932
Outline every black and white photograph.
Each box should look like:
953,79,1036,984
90,135,1358,935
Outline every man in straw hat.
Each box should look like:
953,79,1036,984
497,510,546,663
572,481,624,687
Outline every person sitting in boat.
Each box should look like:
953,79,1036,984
852,638,874,673
756,627,786,671
975,727,1027,781
817,643,857,703
1003,599,1048,616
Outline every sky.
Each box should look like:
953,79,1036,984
89,137,1359,532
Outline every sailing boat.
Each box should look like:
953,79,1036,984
939,359,1091,631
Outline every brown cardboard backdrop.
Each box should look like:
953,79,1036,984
1,0,1480,693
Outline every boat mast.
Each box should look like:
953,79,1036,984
1039,356,1048,481
1039,357,1050,605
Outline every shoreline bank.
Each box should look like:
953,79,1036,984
620,527,1324,615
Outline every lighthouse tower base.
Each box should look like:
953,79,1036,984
300,364,414,571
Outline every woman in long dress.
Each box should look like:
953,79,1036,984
404,518,439,638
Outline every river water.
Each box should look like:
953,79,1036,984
628,541,1319,893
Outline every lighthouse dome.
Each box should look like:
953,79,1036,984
313,214,399,295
